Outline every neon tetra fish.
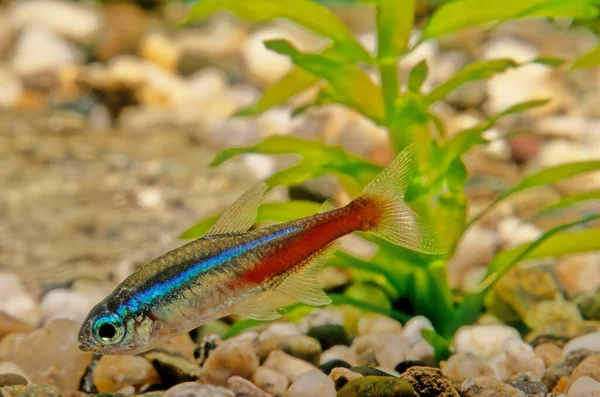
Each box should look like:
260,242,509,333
78,146,443,354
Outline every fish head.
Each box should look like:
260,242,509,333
78,297,162,355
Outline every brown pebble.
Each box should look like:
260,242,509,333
93,355,160,393
0,312,33,340
535,343,563,368
251,367,288,396
401,366,460,397
553,376,570,393
567,354,600,388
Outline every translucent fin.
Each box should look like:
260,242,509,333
360,145,445,255
233,291,283,321
318,198,340,213
205,183,268,237
265,242,338,306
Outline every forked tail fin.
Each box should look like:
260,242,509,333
358,145,445,255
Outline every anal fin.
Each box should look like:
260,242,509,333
264,242,338,306
318,198,340,213
233,291,286,321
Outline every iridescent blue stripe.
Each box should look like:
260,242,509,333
117,226,300,316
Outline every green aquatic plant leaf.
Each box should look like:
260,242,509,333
451,215,600,337
235,68,320,116
532,190,600,219
421,0,599,40
376,0,414,58
571,44,600,69
328,293,410,322
408,60,428,93
425,59,518,105
186,0,370,62
421,328,452,362
265,40,385,122
180,201,321,239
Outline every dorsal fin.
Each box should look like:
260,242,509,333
263,242,338,306
205,183,268,237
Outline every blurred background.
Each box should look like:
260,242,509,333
0,0,599,327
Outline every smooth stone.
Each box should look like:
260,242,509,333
543,349,595,390
349,366,396,377
337,376,415,397
201,333,259,386
258,335,322,366
251,367,288,396
298,309,345,333
12,384,61,397
144,351,202,386
403,317,434,345
400,366,459,397
357,315,403,336
527,322,600,346
567,377,600,397
194,334,222,366
575,292,600,321
462,376,526,397
0,272,40,325
0,362,29,386
563,333,600,358
320,345,358,366
93,355,160,393
493,337,546,381
568,354,600,386
258,322,302,343
443,352,494,387
524,301,583,330
535,344,564,368
0,319,92,396
262,350,317,383
287,370,336,397
226,376,271,397
395,360,429,374
0,313,32,341
351,333,411,368
453,324,521,359
512,381,549,397
39,288,93,323
320,359,352,375
555,254,600,298
162,382,235,397
330,367,362,390
307,324,350,350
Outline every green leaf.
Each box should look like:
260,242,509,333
421,328,452,363
571,44,600,69
328,293,410,322
265,40,385,122
186,0,370,61
235,68,320,116
425,59,518,105
422,0,599,40
376,0,415,58
180,200,321,239
408,60,428,93
532,190,600,219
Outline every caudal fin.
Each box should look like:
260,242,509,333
359,145,445,255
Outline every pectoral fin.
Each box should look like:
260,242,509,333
264,242,338,306
205,183,268,237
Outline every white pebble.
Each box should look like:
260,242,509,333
0,272,40,325
163,382,235,397
563,333,600,359
453,324,521,359
40,289,93,324
567,376,600,397
287,370,336,397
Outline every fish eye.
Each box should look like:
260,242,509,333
93,314,125,345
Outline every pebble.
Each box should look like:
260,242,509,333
0,362,29,386
525,301,583,330
320,345,358,366
39,289,93,323
0,319,92,396
330,367,362,390
493,337,546,381
307,324,350,350
201,333,260,386
395,360,429,374
535,343,563,368
6,383,61,397
567,377,600,397
357,314,403,336
226,376,272,397
351,333,412,368
443,352,495,387
349,366,396,377
462,376,526,397
9,0,100,44
401,366,460,397
543,349,595,390
251,367,289,396
512,381,549,397
0,273,40,325
337,376,415,397
298,309,345,333
11,27,83,76
320,359,352,375
195,335,222,366
453,324,521,359
402,316,435,362
0,313,32,341
0,68,22,109
287,370,336,397
568,354,600,386
162,382,235,397
258,335,322,366
93,355,160,393
575,292,600,321
144,351,202,386
258,322,302,343
555,255,600,297
262,350,318,383
563,333,600,358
